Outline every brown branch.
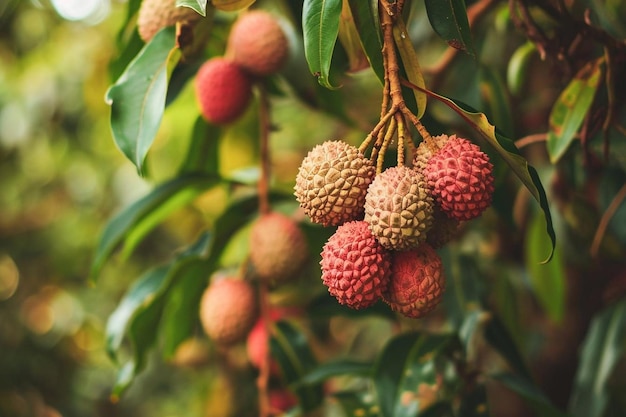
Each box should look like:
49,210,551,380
591,183,626,258
256,283,271,417
257,84,271,216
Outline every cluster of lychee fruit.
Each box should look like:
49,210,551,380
294,134,494,318
194,9,289,125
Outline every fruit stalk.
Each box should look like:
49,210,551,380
257,84,271,216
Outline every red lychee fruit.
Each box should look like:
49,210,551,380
424,135,494,221
320,220,391,309
295,140,375,226
268,388,298,413
199,277,258,346
137,0,202,43
249,212,309,284
412,134,451,175
195,57,253,125
383,244,445,319
226,10,289,76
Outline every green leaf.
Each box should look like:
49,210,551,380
90,174,217,282
507,41,536,96
458,383,489,417
331,391,381,417
210,0,255,12
404,85,556,262
373,332,454,417
524,210,566,323
569,300,626,417
424,0,475,56
271,320,324,412
346,0,384,83
547,58,603,163
484,315,532,381
176,0,208,16
393,15,428,119
300,360,372,385
492,373,568,417
302,0,343,89
106,26,181,173
178,116,220,175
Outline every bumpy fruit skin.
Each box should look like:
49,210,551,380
195,57,253,125
199,277,258,346
424,136,494,221
364,166,434,251
295,141,375,226
320,220,391,309
413,134,451,174
426,207,461,249
227,10,289,76
137,0,201,43
249,213,309,284
383,244,445,319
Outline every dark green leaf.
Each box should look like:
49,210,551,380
300,360,372,385
302,0,343,89
424,0,475,56
373,332,454,417
109,31,144,82
506,41,536,96
178,117,221,175
106,26,181,173
492,373,568,417
331,391,380,417
547,57,603,163
346,0,384,83
524,210,565,323
176,0,208,16
90,174,217,282
458,383,489,417
484,315,532,381
271,320,324,412
480,65,514,138
569,300,626,417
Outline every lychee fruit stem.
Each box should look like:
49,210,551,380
377,116,397,174
256,283,271,417
257,84,271,215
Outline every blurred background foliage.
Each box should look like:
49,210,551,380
0,0,625,417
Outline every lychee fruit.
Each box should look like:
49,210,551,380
199,277,258,346
364,166,434,251
320,220,391,309
268,388,298,413
295,140,375,227
226,10,289,77
249,212,309,284
412,134,451,174
195,57,253,125
137,0,202,43
426,207,461,249
383,244,445,319
424,135,494,221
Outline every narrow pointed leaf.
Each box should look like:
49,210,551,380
176,0,208,16
425,0,475,56
300,360,372,385
338,1,370,73
347,0,384,83
106,26,181,173
393,15,427,119
210,0,255,12
492,373,568,417
179,116,221,175
569,300,626,417
547,58,603,163
302,0,343,89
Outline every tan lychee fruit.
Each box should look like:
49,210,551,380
413,134,451,175
424,135,495,221
249,212,309,284
195,57,253,125
295,140,375,226
426,207,461,249
364,166,434,251
137,0,202,43
226,10,289,77
383,244,445,319
320,220,391,309
199,277,258,346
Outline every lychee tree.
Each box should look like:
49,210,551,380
95,0,626,416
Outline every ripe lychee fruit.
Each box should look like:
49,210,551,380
249,212,309,284
383,244,445,319
195,57,253,125
424,135,494,221
295,140,375,227
412,134,451,174
199,277,258,346
226,10,289,77
364,166,434,251
320,220,391,309
137,0,202,43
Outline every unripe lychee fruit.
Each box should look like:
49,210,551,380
295,141,375,226
364,166,434,251
320,220,391,309
249,212,309,284
137,0,202,43
195,57,253,125
383,244,445,319
412,134,451,174
424,136,495,221
199,277,258,346
226,10,289,77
